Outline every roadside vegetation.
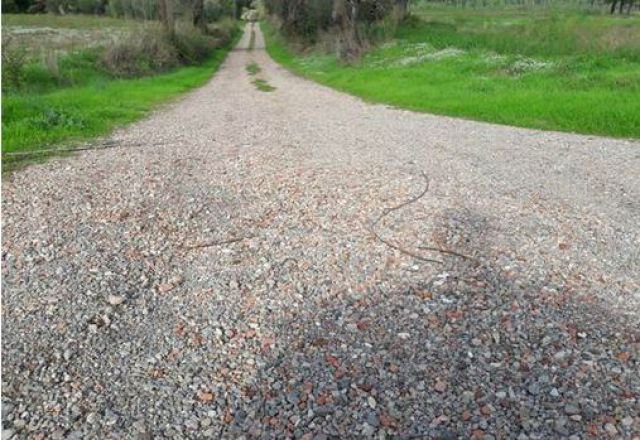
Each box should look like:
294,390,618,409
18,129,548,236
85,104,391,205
2,7,240,166
1,0,251,166
246,61,261,74
263,0,640,138
253,77,276,91
2,43,235,156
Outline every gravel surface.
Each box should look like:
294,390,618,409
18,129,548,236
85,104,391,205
2,23,640,439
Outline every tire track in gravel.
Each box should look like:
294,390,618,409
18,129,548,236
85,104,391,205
2,23,639,439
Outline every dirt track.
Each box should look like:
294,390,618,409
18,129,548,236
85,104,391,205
2,23,639,439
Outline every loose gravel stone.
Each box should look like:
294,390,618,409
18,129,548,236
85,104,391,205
2,23,639,440
106,294,125,306
564,404,580,415
2,403,14,420
604,423,618,436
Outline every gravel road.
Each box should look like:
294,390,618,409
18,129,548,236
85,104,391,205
2,23,639,439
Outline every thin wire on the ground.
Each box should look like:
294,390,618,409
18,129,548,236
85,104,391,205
369,171,474,264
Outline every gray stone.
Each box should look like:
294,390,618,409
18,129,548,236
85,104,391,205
604,423,618,436
527,383,541,395
315,406,335,417
2,403,14,420
286,392,300,405
107,295,125,306
564,404,580,415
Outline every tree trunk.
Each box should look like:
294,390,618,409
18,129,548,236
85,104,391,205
285,0,303,34
192,0,205,31
393,0,409,22
333,0,361,62
158,0,175,36
610,0,617,13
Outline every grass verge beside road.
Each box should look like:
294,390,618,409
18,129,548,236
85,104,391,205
2,24,239,168
262,9,640,138
2,53,224,153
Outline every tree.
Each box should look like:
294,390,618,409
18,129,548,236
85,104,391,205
609,0,636,14
158,0,175,35
332,0,361,61
393,0,408,21
264,0,408,61
193,0,206,30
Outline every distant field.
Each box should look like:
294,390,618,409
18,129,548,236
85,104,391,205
2,13,134,29
263,6,640,138
411,3,640,59
2,14,144,57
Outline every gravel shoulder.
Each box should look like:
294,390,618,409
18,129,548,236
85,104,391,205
2,23,639,439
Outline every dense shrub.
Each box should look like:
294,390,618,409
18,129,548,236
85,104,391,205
100,22,233,76
101,27,179,76
2,0,19,12
2,0,32,12
171,23,217,63
206,16,237,41
204,0,233,21
264,0,406,53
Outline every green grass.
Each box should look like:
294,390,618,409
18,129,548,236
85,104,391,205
246,62,261,75
253,78,276,92
16,49,112,94
262,8,640,138
2,38,236,159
